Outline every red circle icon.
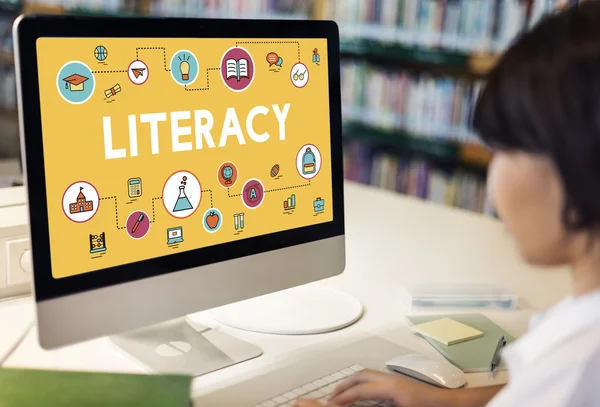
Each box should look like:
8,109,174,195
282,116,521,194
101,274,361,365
241,178,265,209
128,60,149,85
61,181,100,223
290,62,309,88
217,161,238,188
126,210,151,239
220,46,255,92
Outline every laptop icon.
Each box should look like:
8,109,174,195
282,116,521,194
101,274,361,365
167,227,183,245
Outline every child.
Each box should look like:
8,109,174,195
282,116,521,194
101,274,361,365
296,2,600,406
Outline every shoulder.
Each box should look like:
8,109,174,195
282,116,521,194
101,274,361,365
564,347,600,406
490,324,600,407
531,322,600,374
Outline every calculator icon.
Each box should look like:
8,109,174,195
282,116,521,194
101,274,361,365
128,178,142,198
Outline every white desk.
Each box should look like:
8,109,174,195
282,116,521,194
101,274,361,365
0,181,571,401
0,158,21,188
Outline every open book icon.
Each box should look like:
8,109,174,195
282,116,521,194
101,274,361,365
226,58,249,82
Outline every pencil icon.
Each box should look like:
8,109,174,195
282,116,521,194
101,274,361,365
132,214,144,234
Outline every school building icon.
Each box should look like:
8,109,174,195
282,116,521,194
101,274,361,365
69,187,94,214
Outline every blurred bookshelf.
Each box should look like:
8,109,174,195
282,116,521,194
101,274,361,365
339,39,499,77
344,137,494,215
315,0,583,215
0,0,583,203
0,0,19,182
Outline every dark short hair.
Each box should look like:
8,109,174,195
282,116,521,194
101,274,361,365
473,1,600,231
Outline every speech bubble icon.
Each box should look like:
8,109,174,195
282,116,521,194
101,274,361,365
266,52,279,66
276,57,283,67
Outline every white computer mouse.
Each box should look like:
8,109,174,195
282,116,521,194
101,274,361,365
386,354,467,389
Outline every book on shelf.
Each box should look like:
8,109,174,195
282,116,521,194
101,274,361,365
428,171,447,205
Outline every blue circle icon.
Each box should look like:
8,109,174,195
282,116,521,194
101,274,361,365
203,208,222,233
56,61,95,104
94,45,108,61
170,49,199,86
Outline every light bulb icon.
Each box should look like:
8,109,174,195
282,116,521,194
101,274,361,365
180,60,190,81
171,50,200,86
179,53,191,81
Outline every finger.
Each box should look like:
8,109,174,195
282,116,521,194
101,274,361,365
329,369,388,399
330,382,395,406
293,399,326,407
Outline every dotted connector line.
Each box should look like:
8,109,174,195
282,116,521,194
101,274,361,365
265,180,311,193
184,67,220,92
92,69,127,74
100,196,126,230
235,41,301,61
202,189,213,208
136,47,171,72
228,188,242,198
151,197,163,223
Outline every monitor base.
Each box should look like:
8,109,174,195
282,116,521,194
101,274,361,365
207,283,364,335
110,317,263,377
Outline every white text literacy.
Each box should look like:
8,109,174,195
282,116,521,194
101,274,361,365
103,103,291,159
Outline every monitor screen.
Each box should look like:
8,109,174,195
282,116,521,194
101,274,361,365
36,37,332,279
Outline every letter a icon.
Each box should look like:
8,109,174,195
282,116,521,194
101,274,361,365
250,188,257,200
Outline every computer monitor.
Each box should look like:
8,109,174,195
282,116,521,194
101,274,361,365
14,14,345,370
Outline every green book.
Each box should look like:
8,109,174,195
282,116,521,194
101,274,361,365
0,368,192,407
406,313,516,372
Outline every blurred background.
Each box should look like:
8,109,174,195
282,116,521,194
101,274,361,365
0,0,579,212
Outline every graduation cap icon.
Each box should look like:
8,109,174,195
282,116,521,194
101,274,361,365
62,73,89,92
131,68,146,79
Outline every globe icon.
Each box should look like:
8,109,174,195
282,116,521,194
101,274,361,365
222,166,233,184
94,46,108,61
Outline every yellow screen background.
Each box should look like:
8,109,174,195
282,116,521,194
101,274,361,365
36,38,332,279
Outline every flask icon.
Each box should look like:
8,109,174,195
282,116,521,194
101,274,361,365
173,185,193,212
302,147,316,175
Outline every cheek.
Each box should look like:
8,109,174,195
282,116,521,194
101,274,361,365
487,155,567,265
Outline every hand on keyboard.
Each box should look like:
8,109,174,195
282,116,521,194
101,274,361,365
293,399,336,407
293,398,392,407
254,365,393,407
293,368,446,407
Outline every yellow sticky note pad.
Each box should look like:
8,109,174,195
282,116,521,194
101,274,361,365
412,318,483,345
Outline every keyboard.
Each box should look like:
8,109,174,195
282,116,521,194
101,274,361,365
252,365,393,407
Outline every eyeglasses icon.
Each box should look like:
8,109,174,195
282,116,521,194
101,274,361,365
293,70,306,81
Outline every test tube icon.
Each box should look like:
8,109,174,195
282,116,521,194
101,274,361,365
234,213,245,230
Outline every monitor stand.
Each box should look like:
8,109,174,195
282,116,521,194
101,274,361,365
110,317,263,377
110,283,362,376
207,283,364,335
